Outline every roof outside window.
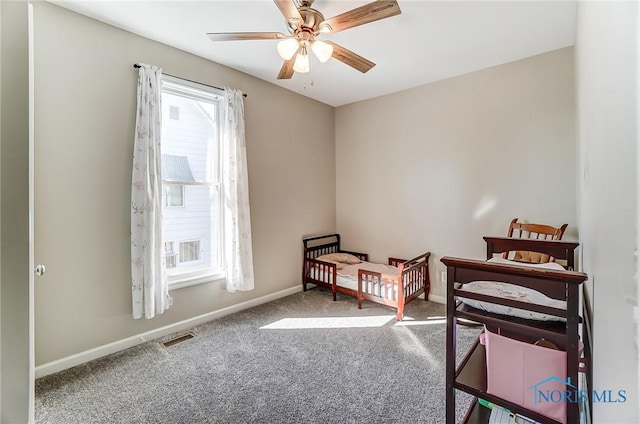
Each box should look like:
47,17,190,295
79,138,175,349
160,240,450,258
162,154,195,182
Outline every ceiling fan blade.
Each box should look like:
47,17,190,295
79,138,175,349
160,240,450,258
325,41,375,74
320,0,401,33
207,32,286,42
277,55,296,79
273,0,303,27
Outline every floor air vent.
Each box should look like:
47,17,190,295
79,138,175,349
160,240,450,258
160,332,195,348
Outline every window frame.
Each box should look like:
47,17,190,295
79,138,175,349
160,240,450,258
161,75,226,290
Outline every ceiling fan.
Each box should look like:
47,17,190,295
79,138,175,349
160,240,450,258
206,0,401,79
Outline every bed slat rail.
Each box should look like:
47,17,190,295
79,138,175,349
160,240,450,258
357,252,431,320
305,259,337,284
358,272,399,300
400,252,430,303
303,257,338,298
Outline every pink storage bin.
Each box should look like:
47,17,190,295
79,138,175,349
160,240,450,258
480,328,568,423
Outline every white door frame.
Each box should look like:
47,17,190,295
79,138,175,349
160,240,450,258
0,1,35,422
28,2,36,422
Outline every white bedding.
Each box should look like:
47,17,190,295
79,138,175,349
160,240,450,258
310,261,399,297
457,257,567,321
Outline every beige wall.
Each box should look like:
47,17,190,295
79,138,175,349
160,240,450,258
17,1,640,421
335,48,576,298
576,1,639,422
33,2,335,366
1,1,31,422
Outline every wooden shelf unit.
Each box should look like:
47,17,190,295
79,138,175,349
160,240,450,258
442,237,589,424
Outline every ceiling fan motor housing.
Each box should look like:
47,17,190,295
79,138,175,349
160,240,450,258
292,6,325,36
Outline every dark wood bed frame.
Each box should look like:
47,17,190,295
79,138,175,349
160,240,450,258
442,236,590,424
302,234,431,320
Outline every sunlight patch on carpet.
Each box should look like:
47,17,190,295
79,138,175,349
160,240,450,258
259,315,395,329
393,316,446,326
394,326,439,366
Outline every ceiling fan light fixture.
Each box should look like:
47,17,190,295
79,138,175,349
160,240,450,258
277,38,300,60
293,47,310,73
311,40,333,63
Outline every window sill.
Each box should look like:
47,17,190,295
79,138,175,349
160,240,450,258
168,270,226,291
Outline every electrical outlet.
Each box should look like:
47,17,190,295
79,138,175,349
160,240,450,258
440,270,447,283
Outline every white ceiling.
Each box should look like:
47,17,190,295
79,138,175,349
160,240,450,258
49,0,577,107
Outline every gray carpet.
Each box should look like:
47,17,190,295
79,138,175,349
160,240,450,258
36,289,480,424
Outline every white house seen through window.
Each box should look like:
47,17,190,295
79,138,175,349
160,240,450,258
164,184,184,207
161,76,224,287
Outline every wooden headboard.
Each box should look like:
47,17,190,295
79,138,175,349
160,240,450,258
302,233,369,263
302,234,341,260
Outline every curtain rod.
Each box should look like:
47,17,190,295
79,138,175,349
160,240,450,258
133,64,247,98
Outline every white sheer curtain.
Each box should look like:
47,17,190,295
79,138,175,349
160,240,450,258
222,88,255,292
131,64,169,319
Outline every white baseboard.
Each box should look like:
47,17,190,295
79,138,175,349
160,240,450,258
428,293,446,304
35,285,302,379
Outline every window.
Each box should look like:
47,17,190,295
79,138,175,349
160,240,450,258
179,240,201,263
165,242,177,268
162,154,192,207
161,76,224,288
164,184,184,207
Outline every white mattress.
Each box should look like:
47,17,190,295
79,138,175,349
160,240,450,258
458,257,567,321
311,261,399,298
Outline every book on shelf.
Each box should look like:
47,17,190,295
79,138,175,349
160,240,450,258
479,398,539,424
